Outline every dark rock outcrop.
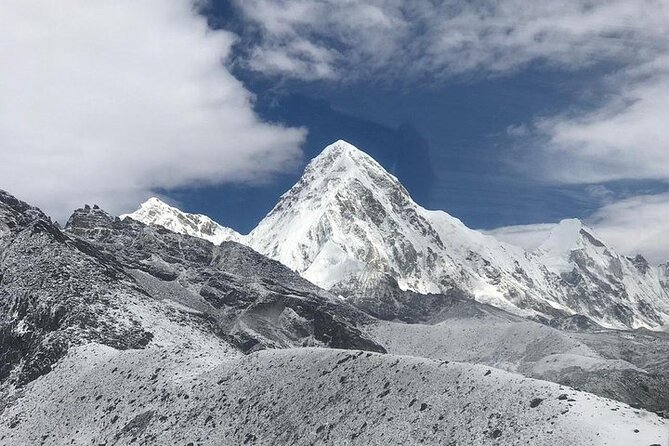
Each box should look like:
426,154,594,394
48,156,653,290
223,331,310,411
0,190,383,390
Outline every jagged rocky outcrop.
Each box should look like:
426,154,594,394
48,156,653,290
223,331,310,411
535,218,669,329
66,205,383,354
0,189,383,392
0,192,154,387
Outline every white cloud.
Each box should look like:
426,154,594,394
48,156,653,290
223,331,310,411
0,0,306,220
483,223,556,251
486,193,669,264
532,55,669,184
587,193,669,264
237,0,407,80
236,0,669,189
234,0,667,81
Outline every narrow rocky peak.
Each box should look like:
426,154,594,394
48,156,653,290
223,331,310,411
259,139,413,220
0,189,52,232
0,190,67,247
66,203,114,229
120,197,242,244
302,139,407,190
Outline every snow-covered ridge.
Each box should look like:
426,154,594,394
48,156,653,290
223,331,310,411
121,197,243,244
122,140,669,330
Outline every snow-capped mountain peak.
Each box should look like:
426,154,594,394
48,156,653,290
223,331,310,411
305,139,402,184
249,141,562,317
266,139,411,218
120,197,242,244
248,139,446,292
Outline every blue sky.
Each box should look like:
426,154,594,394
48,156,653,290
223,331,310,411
2,0,669,262
183,57,615,232
189,1,669,252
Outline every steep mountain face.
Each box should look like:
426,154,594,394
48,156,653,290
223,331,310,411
245,140,669,330
658,262,669,292
121,197,243,244
0,191,155,387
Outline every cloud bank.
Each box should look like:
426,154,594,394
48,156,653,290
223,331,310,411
235,0,666,82
487,193,669,264
0,0,306,219
533,55,669,184
235,0,668,183
587,193,669,264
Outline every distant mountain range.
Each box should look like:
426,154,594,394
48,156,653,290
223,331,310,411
124,140,669,331
2,141,669,445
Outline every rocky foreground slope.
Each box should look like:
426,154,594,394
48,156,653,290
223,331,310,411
1,345,667,446
0,189,381,392
364,296,669,418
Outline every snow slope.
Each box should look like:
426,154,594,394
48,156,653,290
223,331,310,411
121,197,242,244
365,303,669,416
2,344,666,446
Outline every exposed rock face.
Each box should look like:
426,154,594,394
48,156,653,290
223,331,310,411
0,189,383,391
333,272,475,324
0,192,153,387
66,205,383,355
660,262,669,291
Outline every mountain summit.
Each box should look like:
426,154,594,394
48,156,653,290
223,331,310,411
248,139,448,291
121,197,242,244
